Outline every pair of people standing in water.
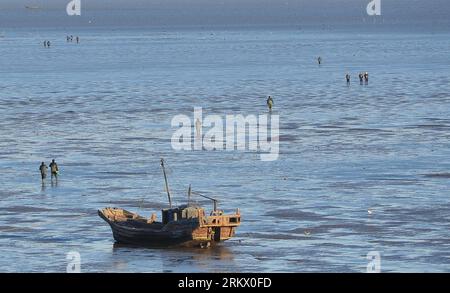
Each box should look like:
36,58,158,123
358,72,369,84
39,159,59,182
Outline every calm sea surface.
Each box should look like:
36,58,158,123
0,26,450,272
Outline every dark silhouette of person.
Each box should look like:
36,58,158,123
49,159,59,180
346,74,351,84
46,41,51,48
364,72,369,84
317,56,322,65
76,36,79,44
359,73,364,84
267,96,274,111
39,162,48,181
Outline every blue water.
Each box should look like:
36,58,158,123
0,26,450,272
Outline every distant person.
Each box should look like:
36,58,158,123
359,73,364,84
39,162,48,181
46,41,51,48
195,118,202,138
346,73,351,84
364,72,369,84
44,41,47,48
76,36,79,44
317,56,322,65
49,159,59,180
267,96,274,111
70,35,73,42
66,36,70,42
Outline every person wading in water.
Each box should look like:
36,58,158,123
49,159,59,181
359,73,364,84
39,162,48,182
267,96,274,112
195,118,202,139
364,72,369,84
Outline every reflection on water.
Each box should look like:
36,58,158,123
41,182,46,192
0,28,450,272
112,242,234,261
50,179,58,188
110,243,235,273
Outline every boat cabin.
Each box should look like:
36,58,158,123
161,205,241,228
162,205,205,224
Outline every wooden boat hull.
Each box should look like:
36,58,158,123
99,209,212,248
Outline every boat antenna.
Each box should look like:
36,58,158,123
160,158,172,208
191,191,218,211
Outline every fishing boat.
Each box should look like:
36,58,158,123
98,159,241,248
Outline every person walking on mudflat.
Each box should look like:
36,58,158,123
267,96,274,111
49,159,59,180
39,162,48,181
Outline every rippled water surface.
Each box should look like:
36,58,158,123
1,27,450,272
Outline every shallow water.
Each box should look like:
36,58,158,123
0,27,450,272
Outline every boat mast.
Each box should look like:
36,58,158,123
188,184,192,206
160,159,172,208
